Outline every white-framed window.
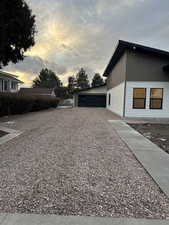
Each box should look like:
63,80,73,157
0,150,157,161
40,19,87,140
133,88,146,109
11,81,17,89
4,80,8,91
150,88,163,110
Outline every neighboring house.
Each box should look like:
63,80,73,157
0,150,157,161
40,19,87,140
103,40,169,118
74,85,107,107
0,71,23,92
19,88,55,97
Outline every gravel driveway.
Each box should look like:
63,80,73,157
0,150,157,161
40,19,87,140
0,108,169,219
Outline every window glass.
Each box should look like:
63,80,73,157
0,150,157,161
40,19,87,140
11,81,16,89
133,88,146,109
150,99,162,109
150,88,163,109
133,88,146,98
150,88,163,98
4,81,8,91
133,99,145,109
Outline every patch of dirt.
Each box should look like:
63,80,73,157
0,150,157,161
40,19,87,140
129,123,169,154
0,130,8,137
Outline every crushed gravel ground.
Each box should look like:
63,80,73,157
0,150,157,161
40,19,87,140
0,108,169,219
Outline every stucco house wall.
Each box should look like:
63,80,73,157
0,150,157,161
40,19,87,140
105,41,169,118
124,50,169,118
106,53,127,116
125,81,169,118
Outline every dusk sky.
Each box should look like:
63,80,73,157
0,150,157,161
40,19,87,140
4,0,169,86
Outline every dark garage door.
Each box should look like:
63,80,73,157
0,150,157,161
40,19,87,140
78,95,106,107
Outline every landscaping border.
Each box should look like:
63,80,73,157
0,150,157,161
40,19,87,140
0,126,22,146
109,120,169,199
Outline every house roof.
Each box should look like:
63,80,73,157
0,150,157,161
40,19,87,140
103,40,169,77
19,88,54,95
74,84,106,93
0,71,24,83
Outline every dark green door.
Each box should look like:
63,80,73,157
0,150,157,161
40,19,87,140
78,95,106,107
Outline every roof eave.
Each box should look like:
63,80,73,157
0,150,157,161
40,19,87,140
103,40,126,77
103,40,169,77
74,84,106,93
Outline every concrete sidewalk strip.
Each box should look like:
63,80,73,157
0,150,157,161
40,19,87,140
0,214,7,225
0,126,22,146
109,120,169,198
0,214,169,225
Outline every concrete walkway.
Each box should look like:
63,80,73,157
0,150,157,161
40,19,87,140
0,214,169,225
0,126,22,146
109,120,169,199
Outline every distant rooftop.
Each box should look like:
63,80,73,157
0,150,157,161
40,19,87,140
0,71,24,83
19,88,54,95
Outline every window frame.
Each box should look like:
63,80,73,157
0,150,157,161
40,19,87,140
149,88,163,110
11,81,17,90
4,80,8,91
108,93,111,106
133,88,146,109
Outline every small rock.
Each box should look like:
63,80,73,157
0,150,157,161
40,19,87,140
160,138,167,141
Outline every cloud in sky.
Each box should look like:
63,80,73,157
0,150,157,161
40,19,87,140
4,0,169,86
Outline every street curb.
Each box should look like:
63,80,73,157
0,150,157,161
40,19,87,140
0,214,169,225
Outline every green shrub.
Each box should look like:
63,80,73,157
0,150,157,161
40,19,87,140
0,93,59,116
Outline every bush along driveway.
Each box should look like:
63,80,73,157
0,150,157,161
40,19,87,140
0,108,169,219
0,92,59,117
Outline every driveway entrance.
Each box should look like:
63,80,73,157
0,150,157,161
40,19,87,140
0,108,169,219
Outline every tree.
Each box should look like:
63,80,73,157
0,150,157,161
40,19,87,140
33,68,61,88
68,76,76,96
55,86,69,99
91,73,104,88
76,68,90,89
0,0,36,68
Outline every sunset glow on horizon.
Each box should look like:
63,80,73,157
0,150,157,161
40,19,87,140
4,0,169,87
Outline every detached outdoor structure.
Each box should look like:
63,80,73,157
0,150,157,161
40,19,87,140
74,85,106,107
0,71,23,92
103,40,169,118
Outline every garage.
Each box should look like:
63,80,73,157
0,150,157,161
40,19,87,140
74,85,107,108
78,95,106,107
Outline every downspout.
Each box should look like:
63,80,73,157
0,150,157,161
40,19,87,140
123,53,127,118
123,81,127,118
